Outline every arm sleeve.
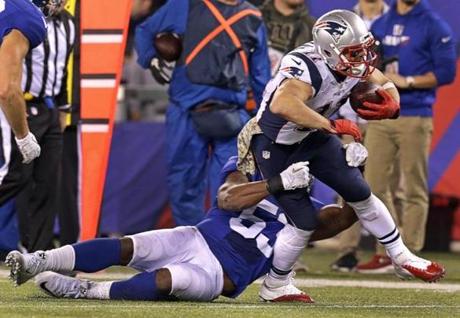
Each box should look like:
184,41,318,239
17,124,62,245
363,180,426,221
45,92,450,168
134,0,188,69
428,17,457,86
248,24,271,106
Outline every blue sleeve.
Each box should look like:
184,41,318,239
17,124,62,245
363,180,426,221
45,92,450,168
134,0,188,69
219,156,239,186
1,2,46,48
249,24,271,107
428,17,457,86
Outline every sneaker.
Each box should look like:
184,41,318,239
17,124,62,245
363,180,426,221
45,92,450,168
5,250,48,286
356,254,394,274
35,272,90,299
392,252,445,283
331,251,358,272
259,273,314,303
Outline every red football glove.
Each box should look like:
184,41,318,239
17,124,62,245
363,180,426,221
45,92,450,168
356,89,400,120
329,119,362,142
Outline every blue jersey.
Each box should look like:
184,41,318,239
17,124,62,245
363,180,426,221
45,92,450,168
0,0,46,48
196,156,324,298
371,0,456,116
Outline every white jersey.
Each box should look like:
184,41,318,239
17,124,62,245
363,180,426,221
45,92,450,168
256,42,360,145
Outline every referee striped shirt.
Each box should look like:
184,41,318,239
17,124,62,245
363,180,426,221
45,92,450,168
21,10,76,110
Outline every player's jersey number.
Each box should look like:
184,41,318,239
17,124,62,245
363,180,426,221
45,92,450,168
0,0,5,13
229,207,273,258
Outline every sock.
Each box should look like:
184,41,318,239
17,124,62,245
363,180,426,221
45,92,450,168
347,194,408,259
266,224,313,288
85,281,112,300
44,245,75,272
110,271,162,301
72,238,121,272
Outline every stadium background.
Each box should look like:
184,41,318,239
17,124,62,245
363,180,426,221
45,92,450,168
73,0,460,247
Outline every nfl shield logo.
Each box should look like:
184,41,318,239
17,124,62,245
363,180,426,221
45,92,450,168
262,151,271,159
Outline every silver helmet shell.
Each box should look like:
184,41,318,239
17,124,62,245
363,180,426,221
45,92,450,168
312,10,377,78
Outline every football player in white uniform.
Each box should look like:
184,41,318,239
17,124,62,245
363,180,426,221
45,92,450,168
238,9,445,301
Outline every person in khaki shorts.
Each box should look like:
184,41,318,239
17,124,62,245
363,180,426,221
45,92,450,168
355,0,456,273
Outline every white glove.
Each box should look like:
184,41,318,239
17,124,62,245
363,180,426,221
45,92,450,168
15,132,41,164
343,142,368,167
280,161,311,191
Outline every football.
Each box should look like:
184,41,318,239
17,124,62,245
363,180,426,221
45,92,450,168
154,32,183,62
349,81,383,112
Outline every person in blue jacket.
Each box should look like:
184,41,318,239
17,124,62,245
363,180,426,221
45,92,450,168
357,0,457,273
135,0,271,226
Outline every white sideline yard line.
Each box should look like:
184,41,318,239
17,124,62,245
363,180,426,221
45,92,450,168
1,269,460,292
268,278,460,293
0,304,459,309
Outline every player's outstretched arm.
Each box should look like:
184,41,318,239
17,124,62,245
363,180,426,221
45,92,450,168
0,30,31,139
218,162,311,211
218,171,270,211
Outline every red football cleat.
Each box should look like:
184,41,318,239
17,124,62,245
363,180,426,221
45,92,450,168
269,293,315,303
259,274,315,303
401,262,446,283
392,251,446,282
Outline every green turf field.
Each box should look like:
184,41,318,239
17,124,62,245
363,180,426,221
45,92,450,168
1,249,459,318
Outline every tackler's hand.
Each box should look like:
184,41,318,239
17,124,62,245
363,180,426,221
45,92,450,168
343,142,368,167
266,162,311,193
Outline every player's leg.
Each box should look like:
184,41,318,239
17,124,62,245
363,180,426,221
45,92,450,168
35,227,224,301
165,104,208,225
6,237,127,285
308,132,444,282
251,134,316,301
35,268,173,301
359,120,399,271
35,263,222,302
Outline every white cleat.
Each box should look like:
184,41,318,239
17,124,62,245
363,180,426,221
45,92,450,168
5,250,48,286
392,252,446,283
259,274,314,303
36,272,91,299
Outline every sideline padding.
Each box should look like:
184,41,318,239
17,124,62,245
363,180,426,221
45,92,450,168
79,0,132,240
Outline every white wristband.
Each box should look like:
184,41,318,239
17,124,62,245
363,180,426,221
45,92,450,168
382,82,396,90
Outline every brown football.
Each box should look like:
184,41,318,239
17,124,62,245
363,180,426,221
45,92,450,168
349,81,383,112
154,32,182,62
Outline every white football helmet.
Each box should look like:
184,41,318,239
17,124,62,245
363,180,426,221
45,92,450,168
312,10,377,78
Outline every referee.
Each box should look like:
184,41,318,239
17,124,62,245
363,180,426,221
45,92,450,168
0,0,75,252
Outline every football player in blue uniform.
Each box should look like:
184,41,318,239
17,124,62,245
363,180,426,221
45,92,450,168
6,156,358,302
0,0,62,163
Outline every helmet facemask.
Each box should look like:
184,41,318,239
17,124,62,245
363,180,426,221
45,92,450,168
33,0,64,16
333,36,377,79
